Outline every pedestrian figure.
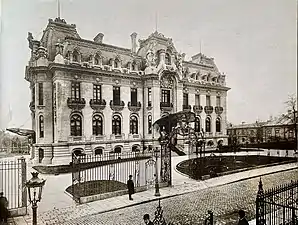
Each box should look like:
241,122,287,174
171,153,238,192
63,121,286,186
0,192,9,224
238,210,249,225
143,214,154,225
127,175,134,200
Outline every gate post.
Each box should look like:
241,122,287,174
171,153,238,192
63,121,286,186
256,178,265,225
19,156,27,213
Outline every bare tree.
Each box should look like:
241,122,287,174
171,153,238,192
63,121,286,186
279,94,297,146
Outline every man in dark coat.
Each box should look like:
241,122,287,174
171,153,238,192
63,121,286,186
127,175,135,200
238,210,249,225
0,192,9,224
143,214,154,225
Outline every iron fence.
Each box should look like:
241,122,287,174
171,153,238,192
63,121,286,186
256,178,298,225
0,157,27,210
71,152,158,203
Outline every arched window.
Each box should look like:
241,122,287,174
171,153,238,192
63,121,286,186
94,148,103,155
216,117,221,132
148,115,152,134
114,146,122,153
112,115,121,135
165,53,171,65
73,148,83,156
132,145,140,152
93,115,103,136
205,117,211,133
94,57,99,65
70,114,82,136
72,50,79,62
130,116,138,134
195,117,200,133
39,115,44,138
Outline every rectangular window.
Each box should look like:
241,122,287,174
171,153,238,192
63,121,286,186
275,129,280,137
93,84,101,100
32,86,35,102
131,88,137,106
195,94,200,106
113,86,120,105
71,82,80,99
162,89,170,105
216,96,221,106
148,88,152,107
183,93,189,106
38,83,43,105
206,96,211,106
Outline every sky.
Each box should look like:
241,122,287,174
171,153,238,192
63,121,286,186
0,0,297,129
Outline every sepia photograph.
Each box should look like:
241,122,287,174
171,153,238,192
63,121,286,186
0,0,297,224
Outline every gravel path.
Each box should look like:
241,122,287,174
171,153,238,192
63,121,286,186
55,168,298,225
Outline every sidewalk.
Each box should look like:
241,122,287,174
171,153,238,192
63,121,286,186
12,158,298,225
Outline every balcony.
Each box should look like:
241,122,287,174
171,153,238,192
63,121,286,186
67,98,86,110
128,101,141,112
160,102,173,111
183,105,191,112
204,106,213,114
110,100,125,111
193,105,203,114
29,101,35,112
215,106,224,115
128,134,141,139
110,133,125,140
89,99,106,111
68,136,86,142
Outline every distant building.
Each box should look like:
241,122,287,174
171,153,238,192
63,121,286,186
25,17,230,165
227,117,296,145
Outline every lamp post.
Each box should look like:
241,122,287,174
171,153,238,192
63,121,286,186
26,172,46,225
154,147,161,197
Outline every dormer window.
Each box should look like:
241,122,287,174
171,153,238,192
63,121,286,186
165,53,171,65
94,57,99,65
73,50,79,62
115,60,120,68
66,52,71,60
132,62,138,71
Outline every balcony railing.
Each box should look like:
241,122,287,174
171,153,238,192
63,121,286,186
128,101,141,112
193,105,203,114
90,99,106,111
29,101,35,112
183,105,191,111
68,136,86,142
67,98,86,110
160,102,173,111
204,106,213,114
215,106,224,114
110,100,125,111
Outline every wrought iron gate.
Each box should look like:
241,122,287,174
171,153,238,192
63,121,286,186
71,152,156,203
256,178,298,225
0,157,27,215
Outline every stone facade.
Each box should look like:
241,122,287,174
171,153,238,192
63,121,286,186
25,17,230,165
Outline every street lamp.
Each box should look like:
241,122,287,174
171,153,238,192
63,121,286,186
26,172,46,225
154,147,161,197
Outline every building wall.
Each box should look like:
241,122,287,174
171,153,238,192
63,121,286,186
26,18,230,165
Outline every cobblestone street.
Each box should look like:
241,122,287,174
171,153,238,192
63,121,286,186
42,168,298,225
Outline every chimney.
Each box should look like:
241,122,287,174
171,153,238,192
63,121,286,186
130,32,137,53
94,33,104,43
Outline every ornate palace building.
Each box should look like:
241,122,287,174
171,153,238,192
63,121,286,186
25,17,230,165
